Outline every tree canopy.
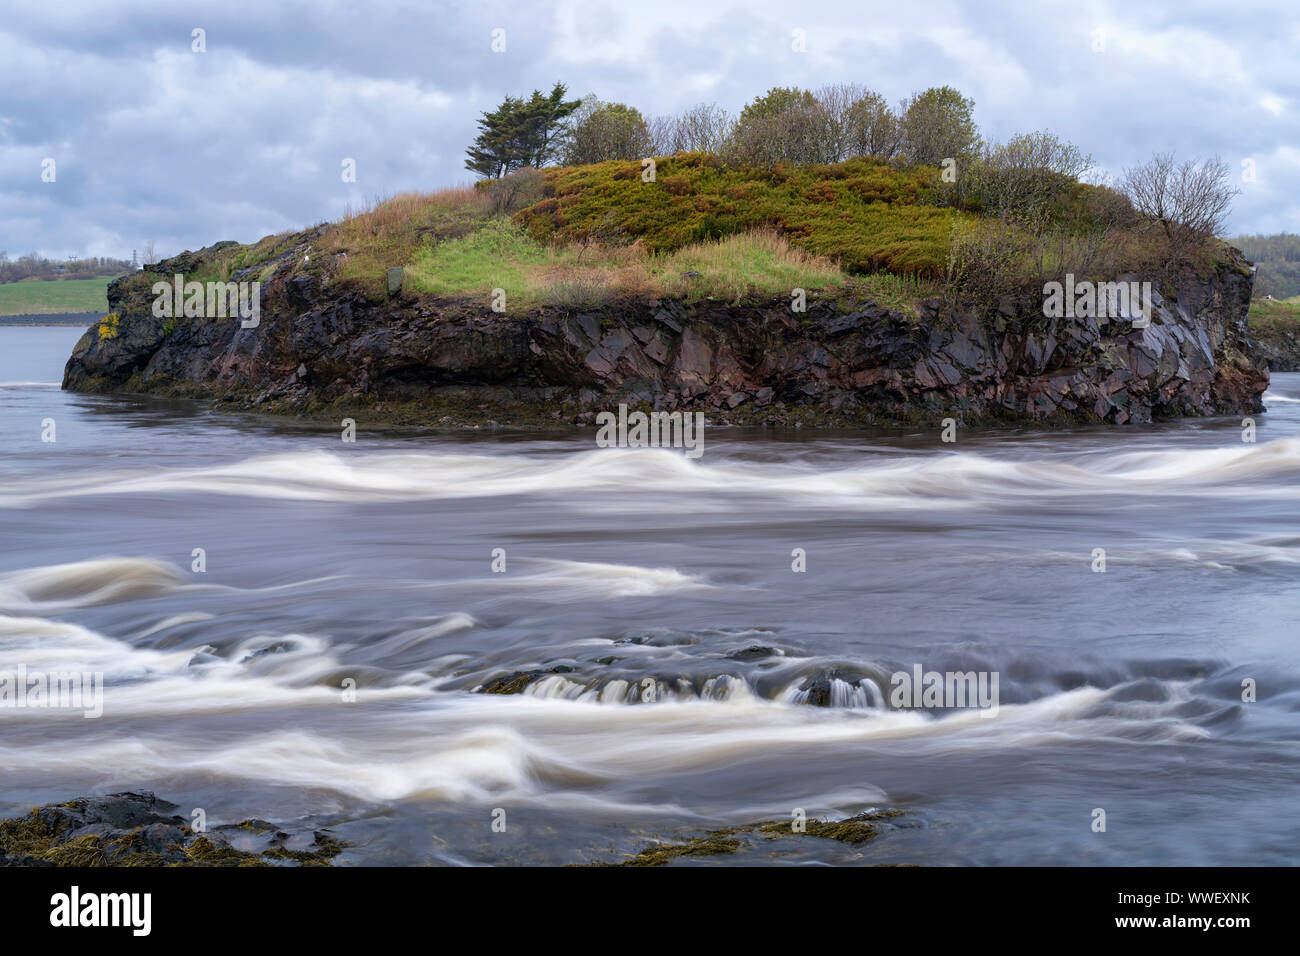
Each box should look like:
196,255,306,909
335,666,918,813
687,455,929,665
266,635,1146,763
561,98,654,165
465,82,582,178
900,86,979,167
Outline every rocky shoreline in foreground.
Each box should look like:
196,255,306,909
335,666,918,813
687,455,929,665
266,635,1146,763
0,792,914,867
0,792,347,867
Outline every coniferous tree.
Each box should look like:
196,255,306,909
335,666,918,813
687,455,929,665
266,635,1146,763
465,83,581,178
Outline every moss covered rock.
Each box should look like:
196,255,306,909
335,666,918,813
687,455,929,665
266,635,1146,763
0,792,349,868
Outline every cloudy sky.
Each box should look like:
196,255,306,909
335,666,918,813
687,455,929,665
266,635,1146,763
2,0,1296,261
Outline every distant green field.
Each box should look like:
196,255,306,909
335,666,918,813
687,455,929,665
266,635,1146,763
0,277,114,315
1249,295,1300,330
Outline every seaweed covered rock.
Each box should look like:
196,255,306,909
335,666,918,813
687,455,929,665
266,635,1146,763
592,809,911,866
0,792,347,867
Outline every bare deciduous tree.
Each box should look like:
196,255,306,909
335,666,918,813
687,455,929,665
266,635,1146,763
486,166,546,214
812,83,859,162
843,90,903,160
647,114,676,156
1122,153,1237,240
725,89,836,166
947,131,1094,217
651,103,734,156
646,86,906,168
813,84,902,163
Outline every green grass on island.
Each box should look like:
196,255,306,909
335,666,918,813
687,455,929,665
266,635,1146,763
123,151,1242,322
24,82,1268,327
0,276,113,316
1248,295,1300,334
1242,295,1300,370
349,155,1156,311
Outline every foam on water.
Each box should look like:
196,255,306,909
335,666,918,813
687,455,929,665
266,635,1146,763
0,555,711,613
5,439,1300,511
0,589,1223,810
0,557,189,610
0,675,1215,808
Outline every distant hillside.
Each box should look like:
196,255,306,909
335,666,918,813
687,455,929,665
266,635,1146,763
0,277,112,316
0,312,103,326
0,254,131,283
1247,296,1300,371
1233,233,1300,299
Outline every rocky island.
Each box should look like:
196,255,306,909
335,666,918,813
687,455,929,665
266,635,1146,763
62,245,1268,430
61,153,1269,430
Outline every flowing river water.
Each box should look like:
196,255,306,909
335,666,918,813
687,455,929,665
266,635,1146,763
1,325,1297,865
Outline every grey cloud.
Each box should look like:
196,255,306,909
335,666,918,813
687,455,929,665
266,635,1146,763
1,0,1295,259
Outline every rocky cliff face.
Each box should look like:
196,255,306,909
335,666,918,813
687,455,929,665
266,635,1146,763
63,241,1269,428
1249,327,1300,372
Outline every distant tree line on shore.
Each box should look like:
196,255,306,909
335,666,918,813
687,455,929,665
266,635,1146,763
1232,233,1300,299
0,251,133,284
